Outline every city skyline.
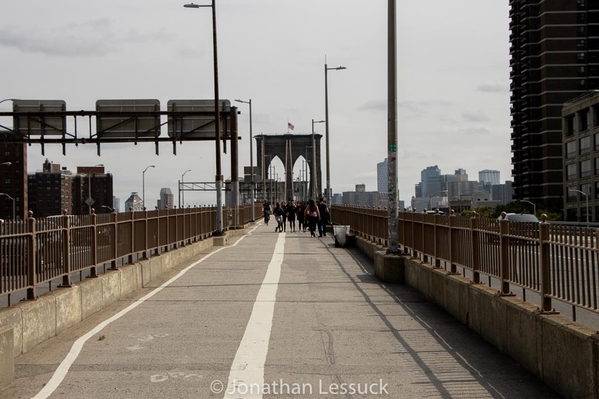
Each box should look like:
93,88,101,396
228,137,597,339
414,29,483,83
0,1,511,206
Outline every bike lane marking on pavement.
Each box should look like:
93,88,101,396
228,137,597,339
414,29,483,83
32,224,262,399
224,232,286,399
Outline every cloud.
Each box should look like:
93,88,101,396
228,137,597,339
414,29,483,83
357,100,386,112
358,99,453,115
458,127,491,135
461,111,490,122
0,20,171,57
476,81,507,93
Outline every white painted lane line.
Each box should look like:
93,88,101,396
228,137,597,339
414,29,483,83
224,232,286,399
33,224,261,399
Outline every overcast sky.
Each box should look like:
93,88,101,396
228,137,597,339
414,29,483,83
0,0,511,208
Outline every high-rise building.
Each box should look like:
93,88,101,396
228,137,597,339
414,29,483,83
27,161,113,217
509,1,599,210
377,158,388,193
77,165,113,214
28,160,75,217
491,181,514,206
479,170,500,185
420,166,440,197
0,132,27,220
158,188,174,209
125,192,144,212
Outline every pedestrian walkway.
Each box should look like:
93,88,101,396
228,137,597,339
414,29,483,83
2,223,559,398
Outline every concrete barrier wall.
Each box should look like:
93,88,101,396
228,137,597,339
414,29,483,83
0,228,250,366
358,236,599,399
0,326,13,389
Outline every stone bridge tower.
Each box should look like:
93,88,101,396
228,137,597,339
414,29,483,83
256,134,322,202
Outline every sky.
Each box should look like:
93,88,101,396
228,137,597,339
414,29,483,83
0,0,511,209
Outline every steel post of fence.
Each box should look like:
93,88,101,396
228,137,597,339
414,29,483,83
434,214,441,268
400,211,408,255
422,215,428,264
110,210,118,270
143,209,150,259
90,212,98,278
128,212,134,265
449,214,456,273
471,216,480,283
26,215,36,300
499,219,510,294
539,221,553,312
595,230,599,310
154,211,160,256
165,208,171,251
60,213,72,286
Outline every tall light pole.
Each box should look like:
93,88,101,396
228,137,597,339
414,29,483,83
0,193,15,220
180,169,191,208
88,164,104,214
324,62,346,204
386,0,399,254
311,119,325,199
235,98,255,221
142,165,155,210
184,1,223,234
569,189,590,227
521,199,536,217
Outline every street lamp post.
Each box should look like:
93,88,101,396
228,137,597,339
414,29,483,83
311,119,325,199
0,193,15,220
235,99,255,221
521,200,536,217
324,62,346,205
386,0,399,254
569,189,590,227
142,165,155,210
88,164,104,214
180,169,191,208
185,1,223,234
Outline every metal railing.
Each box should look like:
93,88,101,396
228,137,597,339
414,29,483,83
0,204,263,305
331,205,599,317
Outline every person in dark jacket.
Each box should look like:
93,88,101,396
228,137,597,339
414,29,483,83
296,201,305,232
317,198,329,237
273,202,284,232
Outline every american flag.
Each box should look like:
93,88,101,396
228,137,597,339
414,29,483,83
288,122,295,130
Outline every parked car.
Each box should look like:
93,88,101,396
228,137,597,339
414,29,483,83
498,213,539,223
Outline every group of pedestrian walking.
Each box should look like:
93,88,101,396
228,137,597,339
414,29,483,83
262,198,330,237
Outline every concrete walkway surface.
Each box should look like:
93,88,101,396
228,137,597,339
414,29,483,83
1,223,561,398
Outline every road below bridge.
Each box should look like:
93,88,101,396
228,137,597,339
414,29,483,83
2,223,559,398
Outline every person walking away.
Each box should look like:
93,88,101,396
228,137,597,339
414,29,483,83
304,199,320,237
281,203,288,232
317,198,330,237
263,200,271,226
273,202,284,232
286,200,296,232
296,201,305,232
